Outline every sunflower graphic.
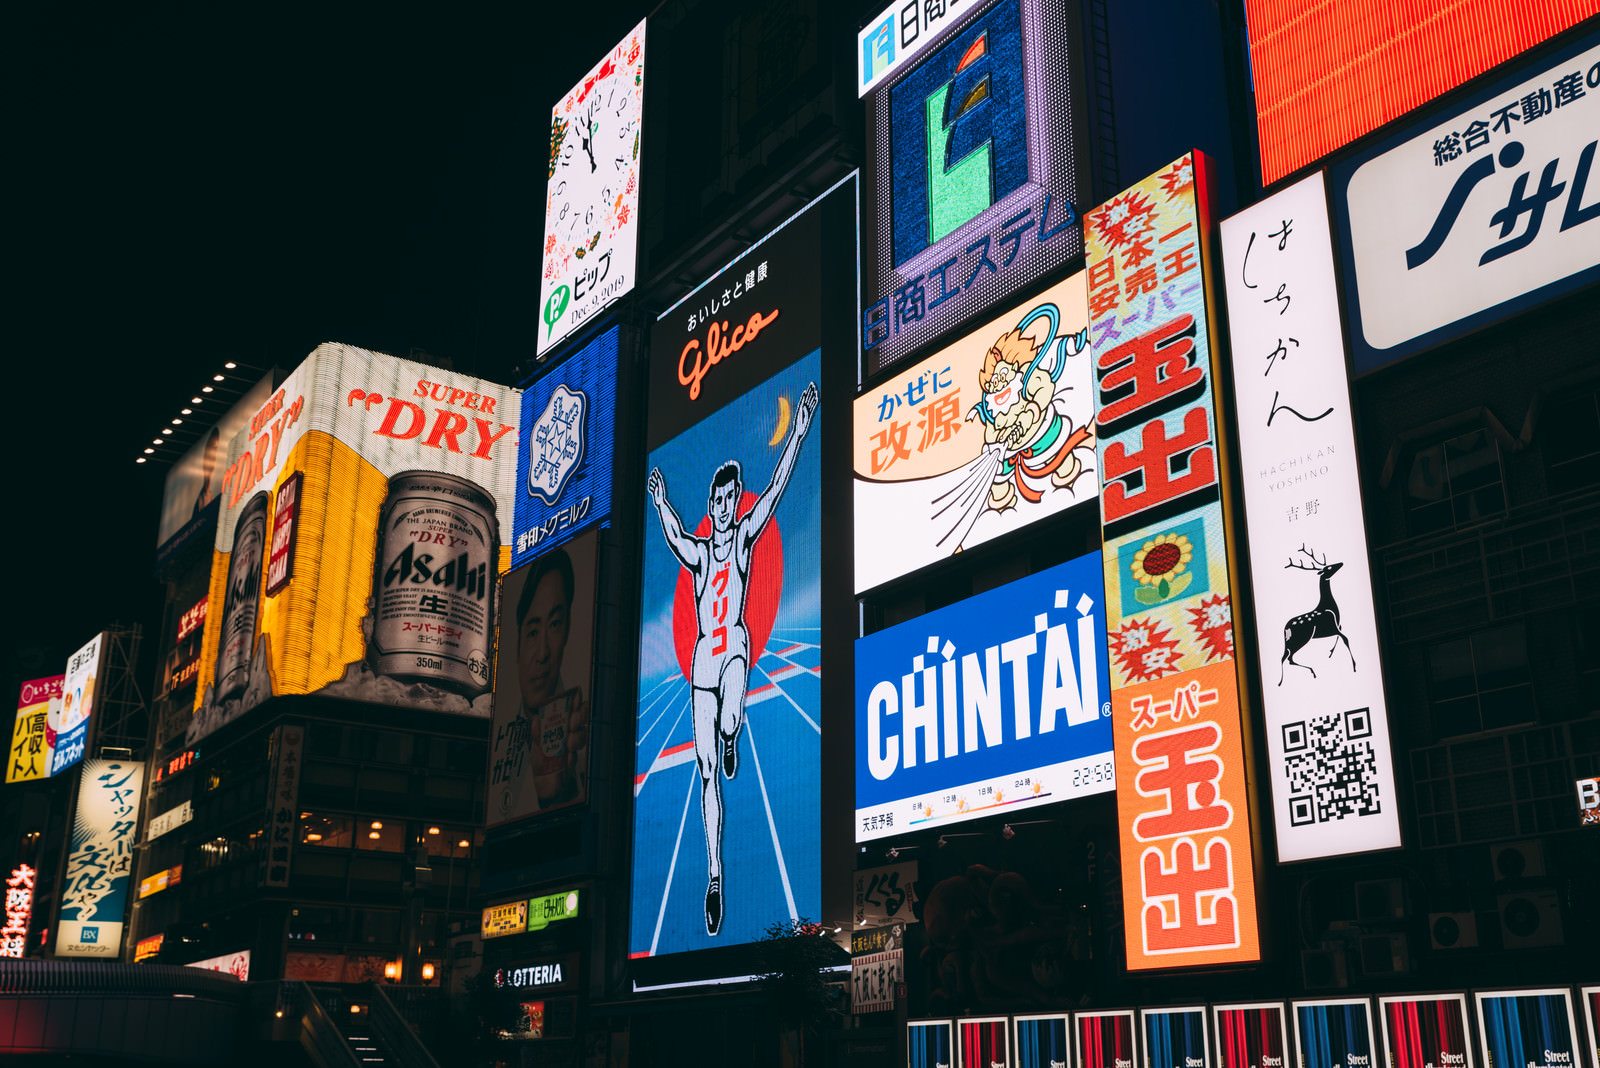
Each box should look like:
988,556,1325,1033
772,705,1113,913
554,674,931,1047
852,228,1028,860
1131,532,1194,604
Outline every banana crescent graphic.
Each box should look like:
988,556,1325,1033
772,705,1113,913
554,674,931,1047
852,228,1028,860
769,395,791,446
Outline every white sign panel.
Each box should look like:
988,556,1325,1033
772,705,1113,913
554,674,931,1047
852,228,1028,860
856,0,976,96
146,800,194,841
1221,172,1402,862
537,20,646,357
853,862,919,927
55,759,144,958
1338,34,1599,369
187,949,250,980
852,949,903,1014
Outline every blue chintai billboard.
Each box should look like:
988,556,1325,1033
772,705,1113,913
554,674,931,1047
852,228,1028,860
855,551,1113,841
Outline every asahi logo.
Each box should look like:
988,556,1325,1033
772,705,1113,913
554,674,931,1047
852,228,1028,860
382,542,488,602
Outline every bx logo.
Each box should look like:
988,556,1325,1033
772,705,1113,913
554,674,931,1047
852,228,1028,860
80,926,100,943
889,1,1028,266
863,17,894,84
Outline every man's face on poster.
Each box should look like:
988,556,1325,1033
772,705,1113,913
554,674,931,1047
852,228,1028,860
518,570,570,708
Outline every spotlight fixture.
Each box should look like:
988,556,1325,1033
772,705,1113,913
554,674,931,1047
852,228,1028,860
181,408,192,415
153,439,163,445
171,418,182,425
224,361,237,369
136,457,146,464
213,374,225,381
192,397,203,403
161,428,172,435
202,386,213,392
144,448,154,454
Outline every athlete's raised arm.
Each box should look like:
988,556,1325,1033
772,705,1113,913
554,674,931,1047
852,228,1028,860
742,382,817,552
648,468,704,572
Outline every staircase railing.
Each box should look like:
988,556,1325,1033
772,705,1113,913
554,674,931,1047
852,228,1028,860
366,981,443,1068
293,981,363,1068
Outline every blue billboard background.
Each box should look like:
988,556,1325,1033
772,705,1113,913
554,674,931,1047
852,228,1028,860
511,327,618,569
630,350,822,958
854,552,1113,840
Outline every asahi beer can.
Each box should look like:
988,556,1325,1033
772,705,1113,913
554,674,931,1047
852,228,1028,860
216,491,270,701
368,471,498,696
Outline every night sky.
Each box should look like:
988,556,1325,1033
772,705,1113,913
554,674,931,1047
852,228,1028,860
10,5,653,699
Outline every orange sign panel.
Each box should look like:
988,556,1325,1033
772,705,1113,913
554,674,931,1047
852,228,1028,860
1246,0,1594,184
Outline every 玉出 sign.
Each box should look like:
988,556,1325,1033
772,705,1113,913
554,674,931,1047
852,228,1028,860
138,865,183,899
855,553,1112,841
482,899,529,938
1332,30,1600,372
1087,152,1260,970
538,21,646,357
860,0,1086,375
1221,173,1401,862
55,759,144,958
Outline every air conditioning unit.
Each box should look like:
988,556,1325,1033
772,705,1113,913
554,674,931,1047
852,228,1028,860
1301,947,1349,990
1354,878,1407,922
1360,932,1411,975
1428,911,1479,950
1497,890,1563,949
1490,840,1546,881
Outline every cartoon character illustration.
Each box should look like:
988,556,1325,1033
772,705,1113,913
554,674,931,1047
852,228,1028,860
646,382,818,935
965,307,1095,513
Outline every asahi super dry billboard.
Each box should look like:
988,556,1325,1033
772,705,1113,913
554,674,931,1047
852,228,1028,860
189,344,519,743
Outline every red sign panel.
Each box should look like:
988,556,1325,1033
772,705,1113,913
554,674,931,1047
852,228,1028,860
266,470,302,595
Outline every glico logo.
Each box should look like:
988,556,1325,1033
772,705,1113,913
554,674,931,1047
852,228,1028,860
678,307,780,401
889,2,1027,266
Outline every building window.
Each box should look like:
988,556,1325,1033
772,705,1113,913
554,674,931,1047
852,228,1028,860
422,824,477,860
357,818,406,853
1541,384,1600,495
300,813,354,848
1405,429,1506,535
1427,621,1535,737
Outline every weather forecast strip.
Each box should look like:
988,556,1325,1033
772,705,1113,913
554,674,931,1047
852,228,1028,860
855,551,1113,842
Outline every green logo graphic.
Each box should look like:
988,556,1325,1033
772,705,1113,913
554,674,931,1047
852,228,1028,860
544,285,571,337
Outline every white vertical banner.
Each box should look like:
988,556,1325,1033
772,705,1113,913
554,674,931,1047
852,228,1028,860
55,758,145,958
537,20,646,357
1220,172,1402,862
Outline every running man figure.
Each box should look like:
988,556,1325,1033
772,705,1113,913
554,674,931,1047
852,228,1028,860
646,382,818,935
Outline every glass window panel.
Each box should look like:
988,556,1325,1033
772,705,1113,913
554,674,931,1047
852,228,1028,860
356,818,406,853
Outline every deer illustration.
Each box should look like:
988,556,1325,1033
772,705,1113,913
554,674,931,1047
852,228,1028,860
1279,545,1356,685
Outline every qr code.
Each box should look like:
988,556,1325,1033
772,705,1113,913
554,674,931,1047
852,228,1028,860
1282,707,1380,826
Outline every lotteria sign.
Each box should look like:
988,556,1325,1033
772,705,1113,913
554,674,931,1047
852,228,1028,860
855,553,1113,841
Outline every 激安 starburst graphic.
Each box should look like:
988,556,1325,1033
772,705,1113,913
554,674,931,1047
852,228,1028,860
1109,616,1184,683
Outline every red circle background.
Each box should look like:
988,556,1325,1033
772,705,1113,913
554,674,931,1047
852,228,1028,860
671,490,783,682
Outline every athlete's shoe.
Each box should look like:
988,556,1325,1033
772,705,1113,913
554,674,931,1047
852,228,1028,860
722,732,739,779
705,877,723,935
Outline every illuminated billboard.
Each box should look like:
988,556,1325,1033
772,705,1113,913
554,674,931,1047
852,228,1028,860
2,865,36,958
52,634,104,776
538,20,646,358
188,344,519,744
8,675,62,784
855,553,1112,841
156,372,277,560
632,184,852,958
489,528,596,828
1378,994,1474,1068
1221,173,1401,862
1247,0,1592,185
1293,999,1377,1068
1474,990,1581,1068
860,0,1086,375
1214,1003,1287,1068
55,758,144,959
1329,28,1600,373
1086,152,1261,969
1144,1008,1209,1068
512,328,619,568
854,272,1098,592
